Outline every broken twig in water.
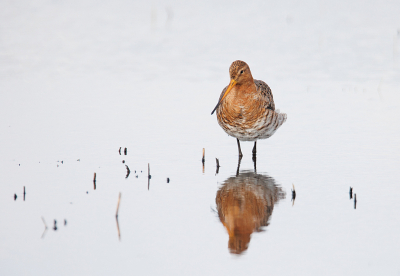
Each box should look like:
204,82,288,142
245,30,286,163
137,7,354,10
116,192,121,217
148,163,151,190
215,158,220,174
291,184,296,206
93,173,97,190
202,148,205,173
349,187,353,199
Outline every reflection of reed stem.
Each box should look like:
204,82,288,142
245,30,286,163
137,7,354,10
93,173,96,190
116,216,121,241
41,217,48,229
354,194,357,209
116,192,121,217
115,193,122,240
202,149,205,173
41,217,48,239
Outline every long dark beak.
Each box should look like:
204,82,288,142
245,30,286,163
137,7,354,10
211,79,236,115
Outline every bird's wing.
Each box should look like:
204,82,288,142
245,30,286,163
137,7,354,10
254,79,275,111
217,85,229,105
210,85,229,114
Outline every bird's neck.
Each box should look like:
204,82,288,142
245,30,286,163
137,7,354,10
234,80,256,96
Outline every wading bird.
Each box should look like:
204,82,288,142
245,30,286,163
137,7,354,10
211,60,287,157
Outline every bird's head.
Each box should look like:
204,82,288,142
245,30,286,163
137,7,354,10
229,60,253,84
211,60,253,115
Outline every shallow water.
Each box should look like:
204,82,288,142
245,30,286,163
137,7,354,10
1,0,400,275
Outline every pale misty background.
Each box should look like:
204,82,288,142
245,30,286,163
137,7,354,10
1,0,400,275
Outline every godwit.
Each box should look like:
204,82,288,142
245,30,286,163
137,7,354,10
211,60,287,157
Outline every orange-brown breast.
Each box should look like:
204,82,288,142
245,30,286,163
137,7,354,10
216,79,286,141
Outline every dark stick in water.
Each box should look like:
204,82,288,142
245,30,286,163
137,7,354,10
291,184,296,206
125,165,130,179
148,163,151,190
202,148,205,173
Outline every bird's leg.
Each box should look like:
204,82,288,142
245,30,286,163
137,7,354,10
252,141,257,156
252,141,257,173
236,154,242,177
237,138,243,158
252,153,257,174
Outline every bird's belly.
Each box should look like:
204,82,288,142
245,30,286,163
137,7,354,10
219,121,264,141
217,109,281,141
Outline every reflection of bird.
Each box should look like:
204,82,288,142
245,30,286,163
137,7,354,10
211,60,287,157
216,171,285,254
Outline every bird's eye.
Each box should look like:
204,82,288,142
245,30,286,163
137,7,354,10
240,70,244,74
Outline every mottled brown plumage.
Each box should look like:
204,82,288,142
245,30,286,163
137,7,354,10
216,171,285,254
211,60,287,157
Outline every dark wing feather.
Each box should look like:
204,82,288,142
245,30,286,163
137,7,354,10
217,85,228,105
211,85,229,115
254,79,275,111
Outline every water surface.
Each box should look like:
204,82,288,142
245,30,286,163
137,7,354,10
1,0,400,275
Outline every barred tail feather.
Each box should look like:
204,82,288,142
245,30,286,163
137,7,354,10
276,111,287,126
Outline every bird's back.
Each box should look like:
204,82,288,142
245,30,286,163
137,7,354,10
254,79,275,111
